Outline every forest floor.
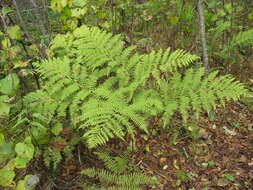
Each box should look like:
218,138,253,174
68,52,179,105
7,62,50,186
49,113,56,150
35,102,252,190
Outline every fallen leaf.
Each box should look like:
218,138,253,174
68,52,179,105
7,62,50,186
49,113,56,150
163,165,168,170
239,155,247,163
199,128,209,139
173,159,180,170
223,126,237,136
159,157,167,164
217,178,230,187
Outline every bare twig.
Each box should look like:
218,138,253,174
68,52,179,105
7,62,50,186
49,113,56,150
77,145,82,165
140,160,172,181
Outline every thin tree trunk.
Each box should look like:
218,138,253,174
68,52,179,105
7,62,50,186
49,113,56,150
197,0,209,72
29,0,47,36
0,16,8,32
12,0,32,41
12,0,47,58
12,0,45,89
41,0,51,34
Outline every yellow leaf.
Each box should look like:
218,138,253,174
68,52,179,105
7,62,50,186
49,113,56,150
168,16,179,25
9,46,22,59
14,61,30,68
61,0,68,7
173,159,180,169
29,44,39,52
159,157,167,164
2,38,11,49
145,144,150,152
187,126,193,131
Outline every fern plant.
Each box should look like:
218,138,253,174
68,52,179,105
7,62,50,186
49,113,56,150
81,151,157,190
215,27,253,61
94,151,131,174
156,67,249,127
18,25,250,150
230,28,253,48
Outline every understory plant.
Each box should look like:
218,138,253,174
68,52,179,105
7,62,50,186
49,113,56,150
81,151,157,189
0,25,251,189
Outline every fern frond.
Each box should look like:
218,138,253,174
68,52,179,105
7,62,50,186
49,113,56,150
43,148,62,170
23,25,250,150
230,28,253,47
159,48,200,72
108,186,142,190
209,21,230,42
94,151,130,174
160,67,250,125
72,26,131,73
81,168,156,188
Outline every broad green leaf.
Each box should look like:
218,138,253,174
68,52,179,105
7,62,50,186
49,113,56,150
51,0,62,12
15,157,30,169
0,133,4,144
24,147,34,160
61,0,68,7
0,160,16,186
16,179,26,190
0,133,14,163
73,0,87,7
0,73,20,95
1,38,11,48
71,8,87,18
14,137,34,168
15,143,26,155
222,174,235,181
17,138,34,159
2,6,14,16
0,142,14,163
208,0,218,8
7,25,23,40
31,125,49,144
0,95,11,115
0,168,15,186
5,159,16,169
24,137,32,144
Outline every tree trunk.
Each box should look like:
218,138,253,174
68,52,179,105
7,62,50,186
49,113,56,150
197,0,209,72
12,0,32,40
29,0,47,36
